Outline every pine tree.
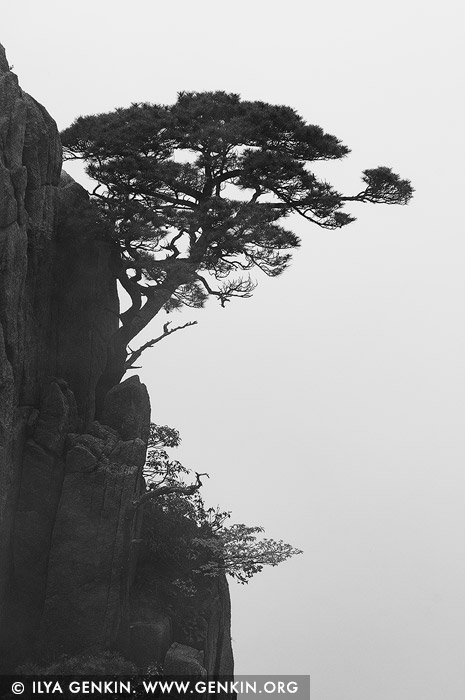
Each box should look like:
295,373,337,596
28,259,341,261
62,92,413,408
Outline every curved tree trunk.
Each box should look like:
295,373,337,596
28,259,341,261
94,268,194,416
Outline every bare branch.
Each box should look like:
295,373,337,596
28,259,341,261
125,320,198,369
133,471,209,510
195,274,229,307
195,273,256,307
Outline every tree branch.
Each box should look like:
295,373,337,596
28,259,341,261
125,320,198,369
195,274,229,306
133,472,209,510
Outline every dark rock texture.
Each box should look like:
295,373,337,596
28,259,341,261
38,384,149,655
0,48,126,666
0,45,234,677
129,615,173,671
0,48,62,659
129,541,234,676
49,176,120,424
164,643,207,677
7,380,78,655
100,376,151,443
204,575,234,676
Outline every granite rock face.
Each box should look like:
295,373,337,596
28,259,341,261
129,539,234,677
100,376,151,443
0,47,63,660
0,48,134,666
8,380,79,655
164,643,207,677
0,45,234,677
38,390,149,656
49,176,120,424
204,574,235,676
129,614,173,671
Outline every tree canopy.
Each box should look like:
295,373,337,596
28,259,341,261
61,92,413,407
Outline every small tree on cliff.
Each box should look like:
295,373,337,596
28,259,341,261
61,92,413,408
140,424,303,585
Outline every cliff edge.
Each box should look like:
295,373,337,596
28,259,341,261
0,45,233,677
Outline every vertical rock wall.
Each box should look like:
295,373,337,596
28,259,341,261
0,45,233,677
0,45,62,653
204,575,234,676
0,47,134,666
39,378,150,657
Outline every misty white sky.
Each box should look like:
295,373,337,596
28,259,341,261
2,1,465,697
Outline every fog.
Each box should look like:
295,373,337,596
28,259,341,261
2,1,464,696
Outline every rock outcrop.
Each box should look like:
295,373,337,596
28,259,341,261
38,384,149,656
0,45,234,677
0,45,146,663
204,575,234,676
164,643,207,677
0,44,63,662
7,380,79,657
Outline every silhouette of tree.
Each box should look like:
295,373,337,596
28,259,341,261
62,92,413,407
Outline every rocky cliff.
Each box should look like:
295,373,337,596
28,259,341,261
0,45,233,677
